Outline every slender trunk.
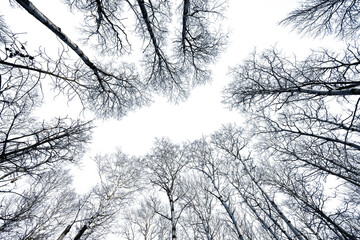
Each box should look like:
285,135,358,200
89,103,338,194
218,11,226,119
204,227,212,240
136,0,161,55
287,187,357,240
255,197,295,240
314,208,356,240
181,0,190,54
57,225,72,240
216,196,243,240
235,187,282,240
218,147,305,240
15,0,96,71
297,87,360,96
14,0,109,89
73,224,88,240
135,0,176,80
169,196,177,240
209,179,244,240
242,164,304,240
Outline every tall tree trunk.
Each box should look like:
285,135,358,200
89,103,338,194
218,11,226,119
285,186,358,240
209,178,244,240
242,163,304,240
136,0,161,55
57,225,72,240
220,147,305,240
235,188,283,240
169,197,177,240
181,0,190,54
73,224,88,240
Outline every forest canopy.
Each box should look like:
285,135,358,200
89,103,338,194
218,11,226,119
0,0,359,239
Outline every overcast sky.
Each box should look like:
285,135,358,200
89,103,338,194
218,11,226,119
0,0,341,190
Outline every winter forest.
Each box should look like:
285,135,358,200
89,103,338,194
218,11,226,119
1,0,360,239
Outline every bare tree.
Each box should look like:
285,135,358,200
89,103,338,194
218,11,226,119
223,46,360,113
0,10,147,119
63,150,143,240
222,3,360,239
254,102,360,188
0,115,93,183
211,125,306,240
0,30,93,238
181,174,229,240
2,0,227,118
265,161,359,240
281,0,360,38
121,195,172,240
144,138,190,240
189,137,245,240
0,15,97,239
174,0,227,86
223,154,291,240
0,169,79,240
245,103,360,239
206,121,360,239
1,149,143,240
0,58,92,184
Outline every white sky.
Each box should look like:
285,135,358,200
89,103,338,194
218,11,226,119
1,0,342,190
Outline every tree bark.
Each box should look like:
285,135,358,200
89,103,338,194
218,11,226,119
181,0,190,54
57,225,72,240
73,224,88,240
169,197,177,240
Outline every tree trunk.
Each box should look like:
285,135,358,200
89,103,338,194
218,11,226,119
210,179,244,240
15,0,107,89
181,0,190,54
73,224,88,240
242,164,304,240
236,189,282,240
220,148,305,240
57,225,72,240
169,195,177,240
